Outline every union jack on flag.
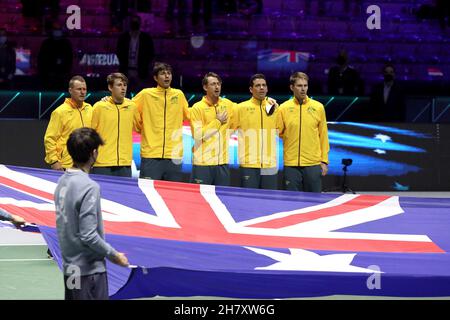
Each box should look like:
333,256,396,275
268,49,310,63
1,165,450,299
257,49,310,73
427,67,444,77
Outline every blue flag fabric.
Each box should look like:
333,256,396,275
1,165,450,299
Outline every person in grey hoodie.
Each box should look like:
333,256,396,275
54,127,129,300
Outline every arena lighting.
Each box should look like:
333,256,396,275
190,35,205,49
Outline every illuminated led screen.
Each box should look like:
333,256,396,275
131,122,446,191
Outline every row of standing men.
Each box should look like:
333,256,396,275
44,62,330,193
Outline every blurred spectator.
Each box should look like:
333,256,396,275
416,3,436,21
110,0,154,32
218,0,237,14
305,1,361,17
165,0,189,35
416,1,450,30
21,0,41,17
129,0,152,13
304,1,326,16
344,0,363,16
117,15,155,92
238,0,263,15
192,0,212,32
42,0,61,33
110,0,129,32
21,0,60,33
37,24,73,90
0,29,16,90
369,63,406,122
436,0,450,30
327,50,363,95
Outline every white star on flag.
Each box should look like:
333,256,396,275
245,247,383,273
374,134,392,143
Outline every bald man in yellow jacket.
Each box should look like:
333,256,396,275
44,76,92,170
91,73,137,177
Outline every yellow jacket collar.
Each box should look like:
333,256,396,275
294,95,310,106
250,97,266,106
108,97,129,107
202,96,221,107
156,85,171,93
65,98,87,110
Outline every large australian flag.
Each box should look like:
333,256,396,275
1,165,450,299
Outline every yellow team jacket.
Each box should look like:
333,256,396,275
234,97,279,169
44,98,93,168
91,97,137,167
278,96,329,167
190,96,236,166
133,86,190,160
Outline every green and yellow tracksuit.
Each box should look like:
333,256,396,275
44,98,93,168
91,97,137,167
277,96,329,166
133,86,190,160
234,97,280,168
190,96,236,166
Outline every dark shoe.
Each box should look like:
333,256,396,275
47,248,54,259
